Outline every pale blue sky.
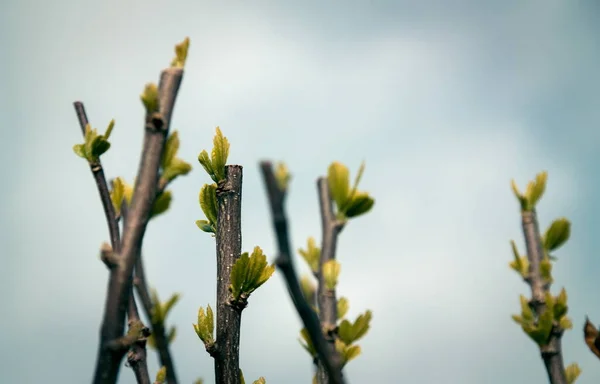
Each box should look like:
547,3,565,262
2,1,600,383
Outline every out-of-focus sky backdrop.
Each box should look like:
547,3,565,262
2,0,599,383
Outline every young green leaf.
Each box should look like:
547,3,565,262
198,150,215,180
195,220,215,234
162,293,180,317
553,288,568,320
338,310,372,345
275,162,291,191
510,179,528,211
298,237,320,273
211,127,230,182
162,131,181,169
155,366,167,384
509,240,529,278
543,218,571,251
328,162,350,212
253,378,266,384
199,184,218,226
299,328,317,358
193,305,214,345
565,363,581,384
526,171,547,208
323,260,341,290
337,297,349,320
110,177,125,217
230,246,275,301
170,37,190,68
141,83,159,114
151,190,172,218
344,192,375,218
162,157,192,184
167,326,177,344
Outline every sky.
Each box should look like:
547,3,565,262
2,0,600,383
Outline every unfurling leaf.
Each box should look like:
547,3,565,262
338,310,372,345
170,37,190,68
193,305,214,345
195,220,215,234
110,177,125,217
584,317,600,359
553,288,568,320
199,184,218,227
198,150,214,179
565,363,581,384
155,366,167,384
298,237,320,273
275,162,291,191
211,127,230,182
162,131,181,169
72,120,115,162
335,339,362,367
344,192,375,218
162,157,192,184
509,240,529,278
328,162,350,212
151,190,172,218
253,378,266,384
230,246,275,301
141,83,159,114
323,260,341,290
337,297,349,320
543,218,571,251
511,171,547,211
299,328,317,358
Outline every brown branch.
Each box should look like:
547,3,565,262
213,165,244,384
521,210,567,384
85,66,184,384
259,161,345,384
315,178,344,384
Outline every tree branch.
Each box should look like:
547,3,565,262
259,161,345,384
85,66,184,384
521,210,567,384
213,165,244,384
316,178,344,384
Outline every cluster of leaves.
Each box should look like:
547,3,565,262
230,246,275,303
509,171,580,383
196,127,229,234
73,120,114,163
328,161,375,221
147,290,180,349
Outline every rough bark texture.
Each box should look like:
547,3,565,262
214,165,243,384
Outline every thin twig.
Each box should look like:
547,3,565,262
521,210,567,384
259,161,345,384
213,165,244,384
316,178,344,384
86,67,184,384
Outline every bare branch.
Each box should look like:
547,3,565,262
85,67,184,384
316,177,344,384
259,161,345,384
213,165,244,384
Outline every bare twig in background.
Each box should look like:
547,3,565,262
213,165,244,384
259,161,345,384
315,178,345,384
78,67,183,384
521,210,567,384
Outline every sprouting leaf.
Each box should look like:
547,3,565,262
344,192,375,218
338,310,372,345
141,83,159,114
560,316,573,330
195,220,215,234
110,177,125,217
193,305,214,345
275,162,291,191
299,328,317,358
584,317,600,359
519,295,534,322
73,120,115,162
167,326,177,344
565,363,581,384
337,297,349,320
323,260,341,290
151,190,172,218
199,184,218,226
162,157,192,184
162,131,181,169
155,366,167,384
170,37,190,68
553,288,568,320
540,256,553,284
543,218,571,251
252,378,266,384
526,171,547,208
509,240,529,278
298,237,320,273
328,162,350,212
335,339,361,367
122,179,134,206
73,143,86,159
230,246,275,301
198,150,215,180
300,275,316,307
211,127,230,182
162,293,180,317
